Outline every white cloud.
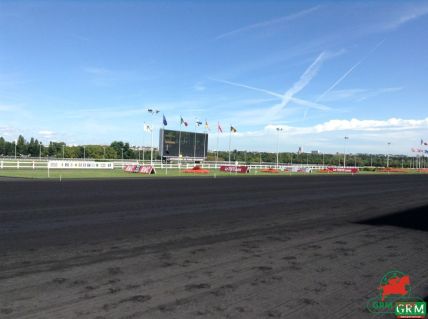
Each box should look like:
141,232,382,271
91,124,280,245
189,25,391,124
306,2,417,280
213,117,428,154
83,67,112,76
0,104,20,112
193,82,206,91
38,130,55,139
265,117,428,135
0,125,17,137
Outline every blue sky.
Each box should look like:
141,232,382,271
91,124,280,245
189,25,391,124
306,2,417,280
1,1,428,155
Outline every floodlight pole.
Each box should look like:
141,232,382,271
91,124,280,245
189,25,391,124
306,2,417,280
276,128,283,169
39,142,42,160
343,136,349,168
147,108,160,166
387,142,391,168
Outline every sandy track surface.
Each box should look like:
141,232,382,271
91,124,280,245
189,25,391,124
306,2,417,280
1,175,427,318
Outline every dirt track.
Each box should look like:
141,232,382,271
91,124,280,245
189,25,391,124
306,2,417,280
1,175,427,318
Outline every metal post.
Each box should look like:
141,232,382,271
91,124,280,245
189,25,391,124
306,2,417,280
228,127,232,164
147,108,159,166
343,136,349,168
194,120,197,164
387,142,391,168
276,128,283,169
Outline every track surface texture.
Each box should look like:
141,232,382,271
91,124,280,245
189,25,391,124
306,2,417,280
1,175,427,319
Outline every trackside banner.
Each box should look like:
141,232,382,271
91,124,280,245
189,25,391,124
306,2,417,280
48,161,114,169
123,165,156,174
220,165,250,173
327,167,359,173
138,165,156,174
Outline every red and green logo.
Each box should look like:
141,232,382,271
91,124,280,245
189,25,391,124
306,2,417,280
367,270,426,318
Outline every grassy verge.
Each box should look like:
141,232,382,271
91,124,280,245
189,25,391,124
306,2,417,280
0,168,423,179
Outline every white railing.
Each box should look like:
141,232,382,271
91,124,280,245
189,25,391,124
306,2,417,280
0,158,363,171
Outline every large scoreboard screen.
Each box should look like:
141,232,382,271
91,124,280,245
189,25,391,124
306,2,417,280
159,129,208,159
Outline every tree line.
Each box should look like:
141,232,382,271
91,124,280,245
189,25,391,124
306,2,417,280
0,135,424,168
0,135,139,160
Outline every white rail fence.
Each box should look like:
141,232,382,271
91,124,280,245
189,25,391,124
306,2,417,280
0,159,360,171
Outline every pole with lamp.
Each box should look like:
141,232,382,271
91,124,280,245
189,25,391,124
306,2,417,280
343,136,349,168
276,128,283,169
147,108,159,165
387,142,391,168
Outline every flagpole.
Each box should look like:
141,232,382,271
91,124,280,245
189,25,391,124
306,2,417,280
194,120,197,164
216,122,219,167
178,117,182,163
228,125,232,164
203,121,207,160
150,126,153,165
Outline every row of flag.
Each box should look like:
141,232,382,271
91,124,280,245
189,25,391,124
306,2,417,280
410,138,428,153
411,148,428,154
144,114,237,134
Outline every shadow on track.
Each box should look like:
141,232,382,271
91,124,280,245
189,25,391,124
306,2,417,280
356,204,428,232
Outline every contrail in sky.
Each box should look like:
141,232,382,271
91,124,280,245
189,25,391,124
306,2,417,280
317,39,385,102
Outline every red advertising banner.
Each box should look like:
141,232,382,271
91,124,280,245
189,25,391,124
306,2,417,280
219,165,250,173
138,165,156,174
124,165,137,172
326,167,359,174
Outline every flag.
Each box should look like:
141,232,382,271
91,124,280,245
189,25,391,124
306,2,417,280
143,123,152,132
163,114,167,126
421,139,424,146
217,122,223,133
205,120,209,130
147,109,159,114
180,117,188,127
230,126,237,133
196,120,203,126
298,146,303,154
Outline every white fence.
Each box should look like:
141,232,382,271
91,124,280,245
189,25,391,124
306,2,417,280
0,158,349,171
